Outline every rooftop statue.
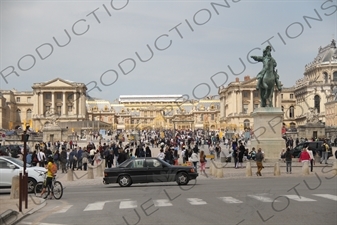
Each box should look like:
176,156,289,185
251,46,282,107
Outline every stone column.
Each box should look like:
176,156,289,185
238,91,242,113
62,92,66,115
51,91,55,112
39,91,43,115
78,92,82,116
74,92,77,115
82,92,86,117
249,90,254,113
233,91,237,115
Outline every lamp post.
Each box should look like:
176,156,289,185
20,125,30,211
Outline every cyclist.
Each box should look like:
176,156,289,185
40,155,56,199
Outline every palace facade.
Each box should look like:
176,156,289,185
1,40,336,139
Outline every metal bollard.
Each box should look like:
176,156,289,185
332,161,337,176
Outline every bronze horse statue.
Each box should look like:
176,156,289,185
251,46,281,107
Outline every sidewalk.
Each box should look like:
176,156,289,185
1,159,336,225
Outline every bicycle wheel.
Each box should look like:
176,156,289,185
34,182,49,199
52,181,63,200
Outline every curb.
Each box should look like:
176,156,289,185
0,198,46,225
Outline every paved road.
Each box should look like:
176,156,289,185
16,177,337,225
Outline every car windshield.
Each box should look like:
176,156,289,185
6,157,31,167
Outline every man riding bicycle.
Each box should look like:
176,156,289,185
40,155,57,199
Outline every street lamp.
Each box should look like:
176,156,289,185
20,125,30,211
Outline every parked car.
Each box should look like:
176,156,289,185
103,157,198,187
0,145,29,158
292,141,333,158
0,156,47,193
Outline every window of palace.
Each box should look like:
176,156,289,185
56,93,62,99
26,109,32,120
45,93,51,100
333,71,337,81
253,91,259,98
289,106,294,118
281,94,283,99
27,97,31,103
150,111,153,117
211,114,214,120
254,104,259,109
290,94,294,99
314,95,320,113
244,119,250,129
243,91,249,98
57,106,61,115
68,105,72,112
16,109,21,122
16,97,20,102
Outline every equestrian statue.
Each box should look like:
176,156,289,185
251,46,282,107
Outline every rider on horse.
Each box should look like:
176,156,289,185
252,46,282,91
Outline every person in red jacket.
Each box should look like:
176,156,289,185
299,148,310,163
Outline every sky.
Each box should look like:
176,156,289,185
1,0,336,102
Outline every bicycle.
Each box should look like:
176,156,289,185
34,171,63,200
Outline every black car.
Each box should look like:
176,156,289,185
292,141,333,158
103,157,198,187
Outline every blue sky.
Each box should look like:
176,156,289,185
1,0,336,102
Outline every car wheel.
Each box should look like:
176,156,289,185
176,172,189,185
27,178,36,193
118,175,132,187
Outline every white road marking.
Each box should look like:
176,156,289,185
54,205,73,213
247,194,280,203
187,198,207,205
312,194,337,201
218,197,243,204
153,199,173,207
283,195,316,202
83,201,106,211
119,200,137,209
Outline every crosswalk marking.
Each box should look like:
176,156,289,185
84,201,106,211
218,197,243,204
119,200,137,209
153,199,173,207
312,194,337,201
283,195,316,202
247,194,280,203
54,205,73,213
187,198,207,205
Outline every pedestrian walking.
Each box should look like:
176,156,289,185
307,147,314,172
284,147,293,174
199,150,207,175
255,148,264,176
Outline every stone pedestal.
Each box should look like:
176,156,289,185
251,107,285,161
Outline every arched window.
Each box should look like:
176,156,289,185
16,109,21,122
244,119,250,129
281,106,284,112
323,72,328,83
289,106,294,118
333,71,337,81
26,109,32,121
314,95,320,113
